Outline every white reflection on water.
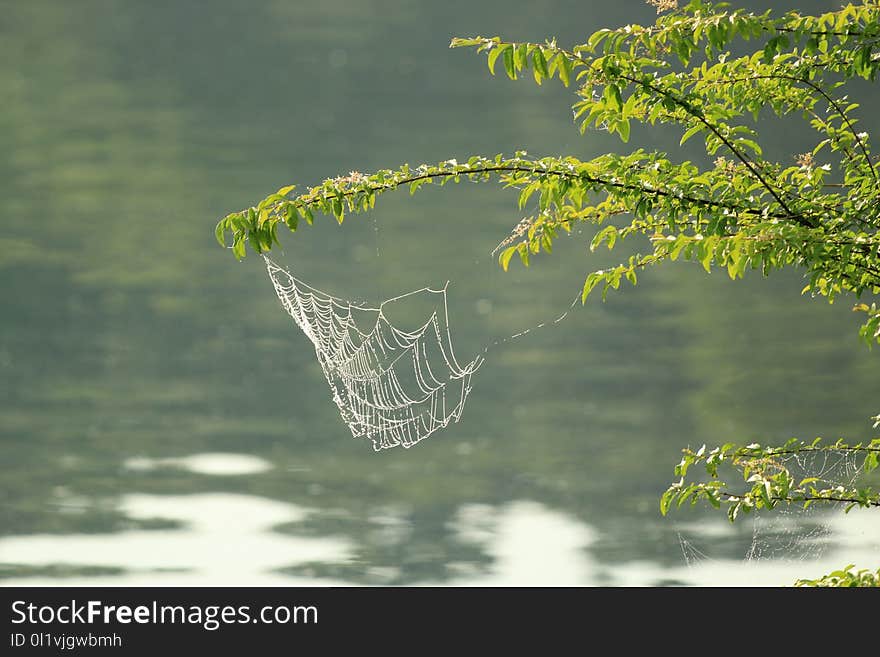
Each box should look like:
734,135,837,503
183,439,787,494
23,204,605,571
124,452,272,476
649,511,880,587
1,496,877,586
444,500,880,586
446,501,596,585
0,494,351,586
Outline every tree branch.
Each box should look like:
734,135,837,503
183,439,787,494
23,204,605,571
616,73,805,223
741,73,877,184
720,491,880,508
292,164,804,222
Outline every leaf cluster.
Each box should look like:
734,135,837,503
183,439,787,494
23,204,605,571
795,564,880,587
659,437,880,521
218,1,880,344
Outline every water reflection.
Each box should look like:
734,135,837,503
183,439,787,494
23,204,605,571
124,453,273,476
2,495,876,586
446,501,596,585
0,493,352,586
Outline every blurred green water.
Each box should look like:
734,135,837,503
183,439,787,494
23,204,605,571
0,0,876,585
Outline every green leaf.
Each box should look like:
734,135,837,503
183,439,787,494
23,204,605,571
232,235,247,260
248,231,263,255
581,272,602,302
499,245,518,271
514,43,528,71
503,47,516,80
604,84,622,111
332,197,344,223
669,237,688,261
298,205,314,225
215,220,227,248
284,204,299,232
700,251,713,273
618,118,630,143
487,44,509,75
680,124,703,147
660,489,674,516
558,55,572,87
590,225,618,251
258,193,285,210
736,138,762,157
759,481,773,509
533,48,549,79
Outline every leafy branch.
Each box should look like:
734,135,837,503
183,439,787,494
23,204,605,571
219,0,880,586
660,438,880,521
795,565,880,587
219,2,880,344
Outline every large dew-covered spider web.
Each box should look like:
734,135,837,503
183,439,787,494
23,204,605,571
263,255,484,451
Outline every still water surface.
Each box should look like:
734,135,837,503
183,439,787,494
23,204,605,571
1,0,877,586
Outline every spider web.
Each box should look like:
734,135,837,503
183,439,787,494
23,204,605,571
674,446,878,584
263,255,483,450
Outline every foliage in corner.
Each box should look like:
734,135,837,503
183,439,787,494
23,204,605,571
218,0,880,584
660,437,880,586
660,435,880,586
659,438,880,521
795,565,880,587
